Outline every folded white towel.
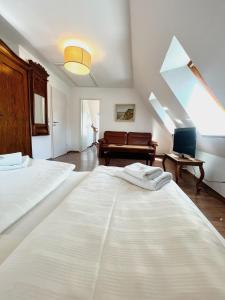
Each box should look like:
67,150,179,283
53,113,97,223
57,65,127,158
0,152,22,166
0,156,30,171
124,162,163,180
116,169,172,191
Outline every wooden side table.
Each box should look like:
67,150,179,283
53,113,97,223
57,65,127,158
162,153,205,193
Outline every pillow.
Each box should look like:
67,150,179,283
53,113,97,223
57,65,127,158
0,152,23,166
0,155,30,171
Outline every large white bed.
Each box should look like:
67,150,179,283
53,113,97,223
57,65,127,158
0,162,225,299
0,159,89,263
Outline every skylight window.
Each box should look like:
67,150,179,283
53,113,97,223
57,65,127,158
149,93,175,134
160,36,225,136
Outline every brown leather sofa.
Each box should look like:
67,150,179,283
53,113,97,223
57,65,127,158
98,131,158,165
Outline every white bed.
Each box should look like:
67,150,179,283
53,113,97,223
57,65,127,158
0,159,77,234
0,170,89,264
0,165,224,299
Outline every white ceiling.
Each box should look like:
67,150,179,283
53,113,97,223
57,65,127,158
130,0,225,111
0,0,133,88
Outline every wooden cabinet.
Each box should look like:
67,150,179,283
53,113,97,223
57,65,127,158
0,39,32,156
29,60,49,136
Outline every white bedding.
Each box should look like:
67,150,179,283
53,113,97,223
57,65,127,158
0,159,75,233
0,166,224,300
0,171,89,265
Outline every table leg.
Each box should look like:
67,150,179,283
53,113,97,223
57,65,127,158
175,164,179,183
179,165,183,178
105,157,110,166
162,156,167,171
196,164,205,193
104,151,111,166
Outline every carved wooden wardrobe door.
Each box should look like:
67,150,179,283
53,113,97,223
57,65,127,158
0,40,32,156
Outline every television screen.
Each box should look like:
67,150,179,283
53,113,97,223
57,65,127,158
173,127,196,157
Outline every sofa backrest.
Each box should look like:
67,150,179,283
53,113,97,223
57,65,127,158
104,131,127,144
127,132,152,145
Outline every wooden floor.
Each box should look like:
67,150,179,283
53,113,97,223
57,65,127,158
55,146,225,238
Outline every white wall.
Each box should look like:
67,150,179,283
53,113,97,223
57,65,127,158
0,16,74,159
70,87,170,153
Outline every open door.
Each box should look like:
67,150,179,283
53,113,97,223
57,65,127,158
80,99,100,151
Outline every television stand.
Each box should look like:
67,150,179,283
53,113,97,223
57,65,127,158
162,153,205,193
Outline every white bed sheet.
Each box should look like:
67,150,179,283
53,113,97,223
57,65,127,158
0,166,224,300
0,159,75,234
0,171,89,264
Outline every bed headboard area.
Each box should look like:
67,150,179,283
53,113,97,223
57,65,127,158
0,39,32,156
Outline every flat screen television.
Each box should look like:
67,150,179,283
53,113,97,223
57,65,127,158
173,127,196,158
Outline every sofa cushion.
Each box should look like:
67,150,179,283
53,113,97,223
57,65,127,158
104,131,127,145
127,132,152,145
103,144,155,152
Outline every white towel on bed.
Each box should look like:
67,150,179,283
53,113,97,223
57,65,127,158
0,155,30,171
124,162,163,180
116,169,172,190
0,152,22,166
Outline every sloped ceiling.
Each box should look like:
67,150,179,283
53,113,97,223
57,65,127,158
0,0,133,88
130,0,225,117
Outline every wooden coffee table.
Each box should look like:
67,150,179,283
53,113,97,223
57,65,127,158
103,144,155,166
162,153,205,193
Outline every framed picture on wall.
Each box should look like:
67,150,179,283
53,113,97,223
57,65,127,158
115,104,135,122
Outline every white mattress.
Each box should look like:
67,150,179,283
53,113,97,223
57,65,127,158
0,166,224,300
0,159,75,233
0,171,89,264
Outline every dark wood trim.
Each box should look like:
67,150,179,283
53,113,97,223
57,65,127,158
187,60,224,111
0,39,32,156
29,60,49,136
0,39,31,70
67,150,80,154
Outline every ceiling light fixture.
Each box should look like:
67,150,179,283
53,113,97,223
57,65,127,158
64,45,91,75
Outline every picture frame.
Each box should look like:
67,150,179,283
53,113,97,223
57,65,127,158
115,104,135,122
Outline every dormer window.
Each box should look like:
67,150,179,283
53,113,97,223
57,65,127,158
160,36,225,136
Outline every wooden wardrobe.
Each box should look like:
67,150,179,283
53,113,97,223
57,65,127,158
0,39,32,156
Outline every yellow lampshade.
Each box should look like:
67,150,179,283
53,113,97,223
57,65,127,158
64,46,91,75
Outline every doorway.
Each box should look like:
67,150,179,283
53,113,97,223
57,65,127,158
80,99,100,151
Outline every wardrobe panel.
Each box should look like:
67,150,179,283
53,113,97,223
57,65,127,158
0,40,32,156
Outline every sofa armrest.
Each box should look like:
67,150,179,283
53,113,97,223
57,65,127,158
149,141,158,148
98,138,106,144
